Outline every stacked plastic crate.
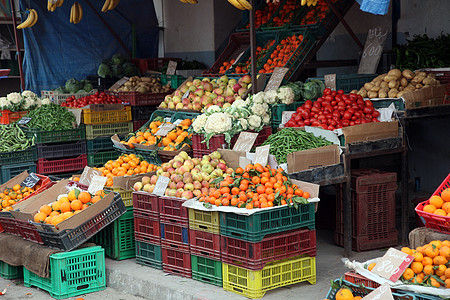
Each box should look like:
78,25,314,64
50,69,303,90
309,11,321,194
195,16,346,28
220,205,317,298
0,147,37,185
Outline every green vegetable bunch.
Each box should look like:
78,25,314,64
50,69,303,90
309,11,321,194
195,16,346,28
0,124,34,152
24,103,76,131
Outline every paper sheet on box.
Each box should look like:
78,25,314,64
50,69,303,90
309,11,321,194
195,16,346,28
182,198,320,216
344,258,450,297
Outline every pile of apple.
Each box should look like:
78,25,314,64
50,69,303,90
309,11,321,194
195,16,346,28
159,75,251,111
133,151,232,199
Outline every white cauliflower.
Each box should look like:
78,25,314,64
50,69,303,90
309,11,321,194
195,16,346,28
248,115,262,130
41,98,51,105
22,90,37,99
35,98,42,107
278,87,294,105
0,97,8,109
239,118,248,130
265,90,278,104
252,92,265,104
192,114,208,133
204,113,232,134
251,102,269,117
7,92,22,104
22,98,32,109
262,114,270,125
207,105,222,114
232,99,247,108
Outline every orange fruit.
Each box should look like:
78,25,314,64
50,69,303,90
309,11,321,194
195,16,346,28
78,192,91,204
440,245,450,259
402,268,414,281
335,288,353,300
413,251,423,262
425,245,439,258
442,202,450,213
445,278,450,289
39,205,52,216
441,188,450,202
412,276,423,284
430,277,441,288
44,216,52,224
423,204,436,214
434,255,448,265
368,263,376,271
423,264,434,275
49,211,60,217
436,264,447,277
410,262,423,274
33,212,46,223
70,200,82,211
430,240,443,249
60,202,71,213
422,256,433,266
434,209,447,216
401,247,413,255
51,201,61,212
50,215,64,226
58,196,69,203
68,189,81,201
430,195,444,208
62,211,74,220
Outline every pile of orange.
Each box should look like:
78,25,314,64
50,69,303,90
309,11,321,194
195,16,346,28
324,287,361,300
33,188,106,227
1,184,40,211
230,40,275,75
95,153,159,187
270,0,297,27
421,188,450,216
122,118,192,151
398,240,450,288
219,59,236,74
258,34,303,74
243,1,279,30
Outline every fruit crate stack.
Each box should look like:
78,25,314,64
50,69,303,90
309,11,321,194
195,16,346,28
83,105,133,167
30,125,87,178
0,146,37,185
335,169,398,251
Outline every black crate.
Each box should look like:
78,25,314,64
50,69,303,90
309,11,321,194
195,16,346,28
37,140,87,160
86,75,119,91
131,106,158,121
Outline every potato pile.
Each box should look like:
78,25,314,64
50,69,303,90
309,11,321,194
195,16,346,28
351,69,441,99
111,76,172,94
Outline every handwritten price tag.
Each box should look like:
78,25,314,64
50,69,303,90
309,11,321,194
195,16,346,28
358,26,389,74
21,173,40,188
324,74,336,90
362,283,394,300
166,61,178,75
87,175,107,195
232,132,258,152
254,145,270,166
156,123,176,136
18,117,32,125
79,167,102,186
153,176,170,196
182,90,189,99
372,248,414,282
265,67,289,92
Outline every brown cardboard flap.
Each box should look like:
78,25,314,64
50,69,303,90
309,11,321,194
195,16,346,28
290,179,319,199
158,144,191,156
218,149,246,170
85,104,124,111
111,172,156,190
342,121,399,144
402,84,447,109
0,171,29,191
111,134,132,150
287,144,340,173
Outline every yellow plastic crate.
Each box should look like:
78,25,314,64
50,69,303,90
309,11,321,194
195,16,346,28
83,106,132,125
188,208,220,234
222,255,316,299
105,186,133,207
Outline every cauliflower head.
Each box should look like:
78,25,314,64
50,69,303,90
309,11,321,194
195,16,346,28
207,105,222,114
41,98,52,105
22,90,37,99
204,113,232,134
265,90,278,104
262,114,270,125
251,102,269,117
278,87,294,105
248,115,262,130
239,118,249,130
192,114,208,133
252,92,265,104
232,99,247,108
0,97,8,109
7,92,22,104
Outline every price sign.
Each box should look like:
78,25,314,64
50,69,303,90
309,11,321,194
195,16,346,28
18,117,32,125
254,145,270,166
362,283,394,300
21,173,40,188
182,90,189,99
153,176,170,196
232,132,258,152
173,119,182,126
79,167,102,186
358,26,389,74
324,74,337,90
156,123,176,136
232,51,245,66
166,61,178,75
265,67,289,92
87,175,107,195
372,248,414,282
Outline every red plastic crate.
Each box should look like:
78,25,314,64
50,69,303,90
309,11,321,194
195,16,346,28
134,211,161,245
132,192,159,219
105,90,173,106
415,172,450,234
335,169,398,251
192,134,227,156
0,217,21,236
132,120,147,132
36,155,87,175
162,246,191,278
344,271,380,288
188,229,221,260
0,110,28,125
221,228,316,270
131,57,181,73
158,196,188,226
202,33,250,77
160,222,189,252
15,218,44,244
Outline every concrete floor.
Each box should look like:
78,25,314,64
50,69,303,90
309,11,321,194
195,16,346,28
0,229,395,300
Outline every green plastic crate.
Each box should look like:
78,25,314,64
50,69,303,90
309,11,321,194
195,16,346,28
23,125,86,144
170,111,200,123
23,246,106,299
161,74,186,89
191,255,222,287
220,203,315,242
271,101,305,129
307,74,378,93
85,122,133,140
90,207,135,260
87,135,124,152
87,150,119,167
0,145,37,165
0,162,36,185
134,148,162,165
0,260,23,279
135,241,162,269
372,98,405,110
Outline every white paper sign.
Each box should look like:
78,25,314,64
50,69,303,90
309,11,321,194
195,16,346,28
324,74,336,90
87,175,107,195
153,176,170,196
239,156,252,169
166,61,178,75
362,283,394,300
182,90,189,99
372,248,414,282
156,123,176,136
79,167,102,186
254,145,270,166
232,132,259,152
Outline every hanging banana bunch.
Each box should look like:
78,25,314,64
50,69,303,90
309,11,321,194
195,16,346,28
48,0,64,12
17,9,38,29
70,2,83,24
301,0,318,6
101,0,120,12
179,0,199,4
227,0,252,10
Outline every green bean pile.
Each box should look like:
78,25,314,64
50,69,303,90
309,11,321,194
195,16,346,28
261,128,333,164
24,103,76,131
0,124,34,152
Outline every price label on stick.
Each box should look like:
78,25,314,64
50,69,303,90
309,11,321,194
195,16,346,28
372,248,414,282
166,61,178,75
362,283,394,300
232,132,258,152
324,74,337,90
153,176,170,196
156,123,176,136
18,117,32,125
265,67,288,92
254,145,270,166
87,175,107,195
358,26,389,74
21,173,40,188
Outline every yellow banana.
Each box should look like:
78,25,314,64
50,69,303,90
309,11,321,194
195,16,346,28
70,3,76,23
101,0,110,12
111,0,120,10
301,0,307,5
51,3,57,12
76,2,82,23
187,0,198,3
56,0,64,7
17,9,35,29
107,0,115,10
228,0,245,10
29,9,38,27
179,0,189,3
73,2,79,23
47,1,52,11
236,0,252,10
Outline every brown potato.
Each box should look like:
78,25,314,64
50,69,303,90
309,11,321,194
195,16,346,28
388,69,402,79
384,75,397,82
402,69,414,79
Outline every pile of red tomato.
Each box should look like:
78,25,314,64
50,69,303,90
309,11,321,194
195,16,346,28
60,92,128,108
285,88,380,130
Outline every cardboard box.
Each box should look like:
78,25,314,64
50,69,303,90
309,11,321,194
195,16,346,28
110,172,156,191
11,180,115,232
402,84,447,109
341,120,399,144
287,144,340,173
